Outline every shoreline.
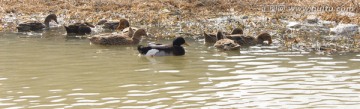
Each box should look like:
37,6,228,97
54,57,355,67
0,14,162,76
0,0,360,54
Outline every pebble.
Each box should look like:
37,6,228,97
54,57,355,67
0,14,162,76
306,15,318,24
286,22,301,29
330,24,359,36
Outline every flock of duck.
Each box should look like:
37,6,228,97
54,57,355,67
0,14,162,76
16,14,273,56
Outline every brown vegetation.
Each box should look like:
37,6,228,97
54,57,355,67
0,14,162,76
0,0,359,35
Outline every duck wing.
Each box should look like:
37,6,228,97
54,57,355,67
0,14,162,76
102,21,119,30
17,21,45,32
204,32,217,43
214,39,241,50
89,34,130,45
64,25,80,34
78,26,91,35
138,43,174,56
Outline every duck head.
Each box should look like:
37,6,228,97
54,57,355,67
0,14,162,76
132,29,148,44
44,14,58,28
173,37,189,46
216,31,225,40
116,19,130,31
256,33,272,45
231,28,243,34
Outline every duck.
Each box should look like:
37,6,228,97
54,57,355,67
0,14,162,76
204,28,243,43
64,22,95,35
213,31,241,51
138,37,189,56
228,27,243,35
226,32,272,46
89,27,148,45
97,19,130,31
17,14,58,32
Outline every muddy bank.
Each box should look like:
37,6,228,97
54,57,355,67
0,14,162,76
0,0,360,54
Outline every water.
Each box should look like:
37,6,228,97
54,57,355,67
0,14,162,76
1,29,360,109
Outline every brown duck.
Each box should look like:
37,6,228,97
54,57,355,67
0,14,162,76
204,28,243,43
226,32,272,46
97,19,130,31
17,14,58,32
89,27,148,45
213,31,241,50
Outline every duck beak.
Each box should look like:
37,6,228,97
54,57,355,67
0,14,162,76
183,42,190,46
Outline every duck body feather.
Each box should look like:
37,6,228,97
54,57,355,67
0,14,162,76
17,21,45,32
138,37,187,56
89,34,135,45
64,23,94,35
17,14,58,32
89,28,147,45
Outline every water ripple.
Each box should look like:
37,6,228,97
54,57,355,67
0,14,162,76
1,36,360,108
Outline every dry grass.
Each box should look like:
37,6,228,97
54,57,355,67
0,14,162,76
0,0,359,53
0,0,357,21
0,0,359,34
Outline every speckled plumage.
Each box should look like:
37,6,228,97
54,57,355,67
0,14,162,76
98,19,130,31
213,32,241,51
226,32,272,46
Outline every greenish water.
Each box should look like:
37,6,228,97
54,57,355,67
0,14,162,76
1,30,360,108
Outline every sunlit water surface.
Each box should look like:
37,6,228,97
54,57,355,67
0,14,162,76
1,30,360,109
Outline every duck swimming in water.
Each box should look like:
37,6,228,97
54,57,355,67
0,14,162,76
213,31,241,51
89,27,148,45
204,32,222,44
97,19,130,31
204,28,243,43
226,32,272,46
138,37,189,56
64,22,95,35
17,14,58,32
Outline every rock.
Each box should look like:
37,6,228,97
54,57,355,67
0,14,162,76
330,24,358,36
161,8,170,13
306,15,318,24
242,16,248,19
286,22,301,29
322,35,340,41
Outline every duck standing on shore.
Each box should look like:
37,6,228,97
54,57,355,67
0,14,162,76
17,14,58,32
138,37,189,56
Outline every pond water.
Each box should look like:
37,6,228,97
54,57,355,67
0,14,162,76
1,29,360,109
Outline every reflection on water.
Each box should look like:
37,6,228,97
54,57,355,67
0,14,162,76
0,31,360,108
